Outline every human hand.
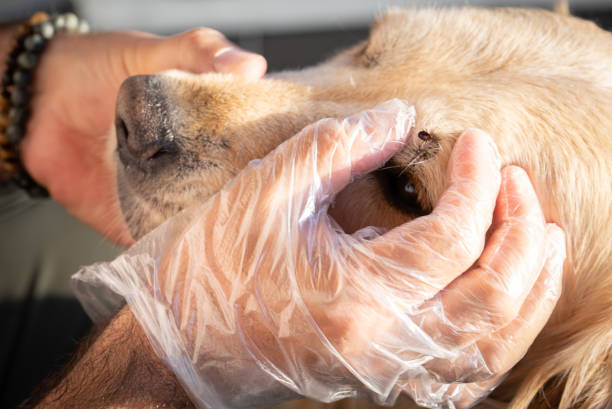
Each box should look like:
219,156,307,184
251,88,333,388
398,164,565,408
20,28,266,246
74,100,565,408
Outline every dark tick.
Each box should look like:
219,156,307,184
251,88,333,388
417,130,431,141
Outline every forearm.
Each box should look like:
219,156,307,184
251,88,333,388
26,306,193,409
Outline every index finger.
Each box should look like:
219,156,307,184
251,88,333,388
366,129,502,299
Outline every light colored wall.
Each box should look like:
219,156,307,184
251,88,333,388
74,0,610,35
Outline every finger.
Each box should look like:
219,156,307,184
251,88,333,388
400,375,504,409
424,224,565,383
365,129,502,299
474,223,564,378
127,28,267,79
267,99,415,208
165,28,267,78
419,166,549,347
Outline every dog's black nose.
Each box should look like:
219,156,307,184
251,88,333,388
116,75,178,172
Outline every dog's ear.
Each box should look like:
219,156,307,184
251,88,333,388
554,0,570,15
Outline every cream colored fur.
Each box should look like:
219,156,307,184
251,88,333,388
117,6,612,409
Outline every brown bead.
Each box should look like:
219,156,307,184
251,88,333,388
0,115,8,129
29,12,50,25
16,23,31,37
0,161,18,173
0,133,8,144
0,97,8,111
0,149,15,160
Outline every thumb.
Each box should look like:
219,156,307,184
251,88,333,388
275,99,415,209
155,28,267,79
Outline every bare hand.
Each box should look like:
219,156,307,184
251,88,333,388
21,29,266,246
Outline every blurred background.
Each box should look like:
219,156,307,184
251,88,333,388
1,0,612,72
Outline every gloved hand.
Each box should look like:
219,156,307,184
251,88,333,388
74,99,565,409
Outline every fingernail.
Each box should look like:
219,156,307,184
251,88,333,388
503,165,529,184
213,47,267,79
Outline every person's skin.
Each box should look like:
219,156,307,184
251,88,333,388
0,25,266,246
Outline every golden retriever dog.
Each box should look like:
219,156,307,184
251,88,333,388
113,5,612,409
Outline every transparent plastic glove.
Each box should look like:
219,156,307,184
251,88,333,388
73,99,566,409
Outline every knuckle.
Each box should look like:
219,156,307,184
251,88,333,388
181,27,226,49
476,276,520,328
484,294,517,329
482,350,509,376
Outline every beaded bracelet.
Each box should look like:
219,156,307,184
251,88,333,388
0,12,89,197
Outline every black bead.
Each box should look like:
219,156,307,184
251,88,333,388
4,60,17,78
8,107,27,126
28,184,49,198
6,124,24,144
17,52,37,70
8,47,21,60
13,171,49,198
2,72,13,88
10,88,29,106
13,172,29,188
12,70,31,87
24,33,45,52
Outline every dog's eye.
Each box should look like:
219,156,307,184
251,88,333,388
402,182,418,203
374,165,428,216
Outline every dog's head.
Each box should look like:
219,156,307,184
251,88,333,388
114,7,612,409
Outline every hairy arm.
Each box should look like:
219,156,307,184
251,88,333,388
24,307,193,409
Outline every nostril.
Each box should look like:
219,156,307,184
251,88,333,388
143,145,169,161
116,117,128,147
116,114,173,161
116,74,179,170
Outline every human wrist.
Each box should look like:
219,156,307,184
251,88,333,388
0,23,19,184
1,13,88,195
